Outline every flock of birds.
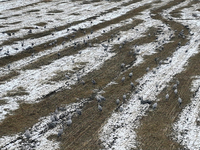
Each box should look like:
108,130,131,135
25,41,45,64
20,36,185,143
0,3,188,148
23,64,185,142
22,102,83,149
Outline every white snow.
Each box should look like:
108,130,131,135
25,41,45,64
1,0,200,149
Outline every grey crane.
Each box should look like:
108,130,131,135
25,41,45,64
119,106,123,112
99,95,106,101
165,93,169,100
121,77,125,83
59,112,67,119
176,80,180,85
77,75,80,82
53,113,59,121
81,80,85,85
130,82,134,89
55,106,59,114
146,67,150,72
121,63,125,69
66,118,72,126
92,78,96,85
178,97,182,106
129,72,133,78
57,124,64,138
102,44,108,51
116,99,120,105
98,104,102,112
174,89,178,95
173,84,177,89
24,129,31,140
76,109,82,115
123,94,126,101
96,96,101,103
152,102,157,110
65,74,70,79
51,113,56,122
68,113,72,120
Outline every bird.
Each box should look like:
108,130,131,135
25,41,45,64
176,80,180,85
66,118,72,126
55,106,59,114
178,97,182,106
68,113,72,120
129,72,133,78
65,74,70,79
116,99,120,105
152,102,157,110
51,113,56,122
57,124,64,138
165,93,169,100
130,82,134,88
174,89,178,95
76,109,82,115
173,84,177,89
24,129,31,140
81,80,85,85
96,96,101,103
123,94,126,101
59,112,66,119
99,95,106,101
121,77,125,83
102,44,108,51
98,104,102,112
92,78,96,85
121,63,125,69
146,67,150,72
119,106,123,112
53,113,59,121
77,75,80,82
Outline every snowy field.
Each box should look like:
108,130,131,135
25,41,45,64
0,0,200,149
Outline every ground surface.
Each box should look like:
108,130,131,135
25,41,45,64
0,0,200,149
